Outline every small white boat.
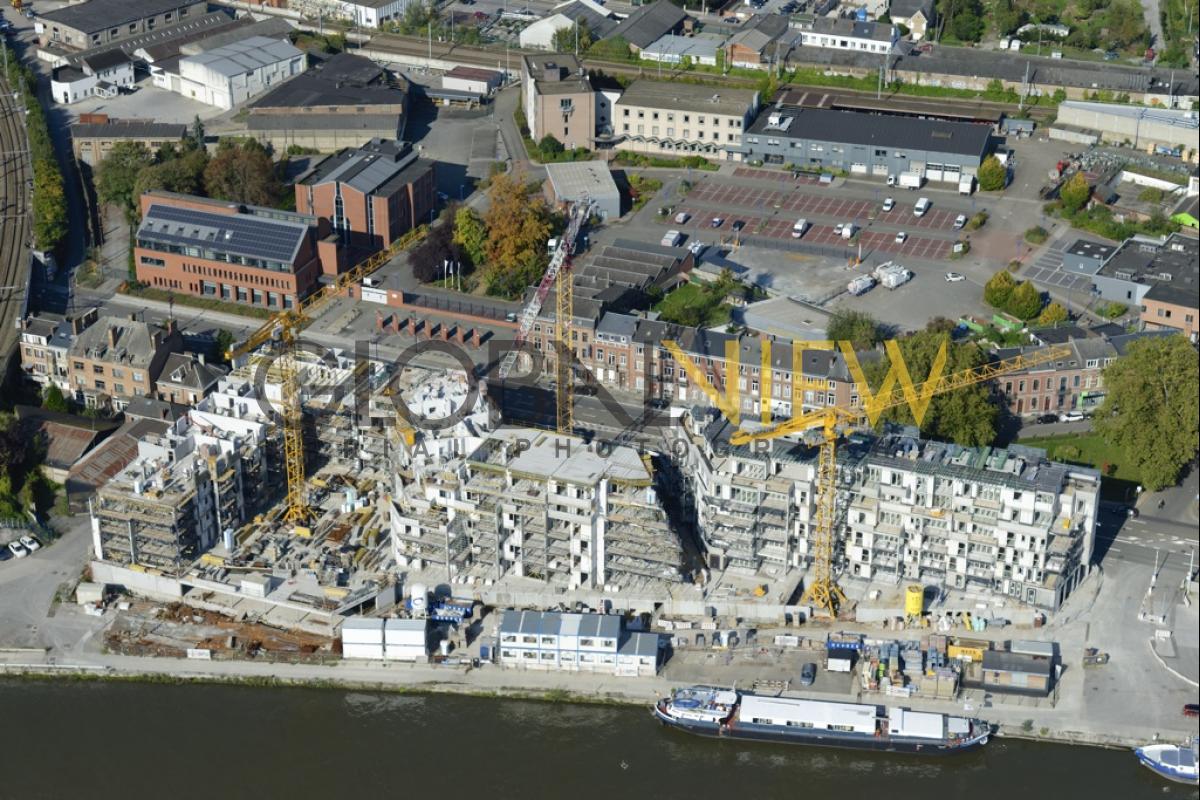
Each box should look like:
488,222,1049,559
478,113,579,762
1134,740,1199,785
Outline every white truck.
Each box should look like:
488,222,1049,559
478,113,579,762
873,261,913,289
958,174,975,195
661,230,683,247
899,172,923,190
841,222,857,240
791,218,809,238
847,275,875,295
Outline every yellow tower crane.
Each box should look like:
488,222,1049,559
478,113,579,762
728,343,1072,616
227,228,426,524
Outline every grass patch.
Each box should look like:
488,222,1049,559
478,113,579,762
653,282,732,328
611,151,718,171
627,173,663,213
1024,226,1049,244
119,284,273,320
1020,432,1140,500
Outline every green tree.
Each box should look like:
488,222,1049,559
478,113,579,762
984,269,1016,309
1006,280,1043,319
453,206,487,267
187,115,206,151
32,168,69,252
976,155,1007,191
1059,171,1091,213
41,385,70,413
134,149,209,198
552,19,592,52
203,141,282,207
96,141,154,221
826,309,881,351
863,332,998,445
536,134,565,160
214,329,236,363
1096,335,1199,491
1036,301,1068,325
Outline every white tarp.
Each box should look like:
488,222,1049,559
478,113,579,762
889,708,944,739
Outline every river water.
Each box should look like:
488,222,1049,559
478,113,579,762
0,680,1193,800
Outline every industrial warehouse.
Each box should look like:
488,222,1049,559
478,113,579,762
739,104,995,185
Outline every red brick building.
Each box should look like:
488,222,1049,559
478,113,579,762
295,138,436,271
134,192,328,311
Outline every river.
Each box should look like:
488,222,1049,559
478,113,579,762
0,680,1192,799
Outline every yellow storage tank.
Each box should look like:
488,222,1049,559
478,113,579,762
905,585,924,616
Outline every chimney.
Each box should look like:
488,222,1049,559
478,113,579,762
107,326,119,348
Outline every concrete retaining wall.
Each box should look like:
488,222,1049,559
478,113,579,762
91,561,184,600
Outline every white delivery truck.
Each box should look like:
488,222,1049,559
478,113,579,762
847,275,875,295
958,174,975,195
841,222,857,239
791,218,809,238
661,230,683,247
899,172,923,190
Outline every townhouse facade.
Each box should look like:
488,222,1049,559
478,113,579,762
66,315,184,410
521,54,598,150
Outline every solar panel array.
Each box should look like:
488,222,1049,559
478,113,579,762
139,203,308,264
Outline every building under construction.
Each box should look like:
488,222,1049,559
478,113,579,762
678,413,1100,611
389,426,689,593
89,416,256,575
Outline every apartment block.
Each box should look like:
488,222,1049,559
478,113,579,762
614,80,759,161
390,427,687,593
90,416,254,575
846,430,1099,610
134,191,328,310
679,418,1099,611
521,54,598,150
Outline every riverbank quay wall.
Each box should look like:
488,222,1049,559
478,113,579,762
0,650,1186,751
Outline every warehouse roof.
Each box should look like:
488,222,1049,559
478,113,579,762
181,36,302,78
250,54,404,110
445,65,502,82
41,0,199,35
642,34,719,62
1097,233,1199,307
545,160,620,201
617,79,758,116
179,17,294,56
72,119,187,140
807,17,895,42
550,1,619,38
747,105,991,158
81,49,131,73
982,650,1054,676
611,0,688,49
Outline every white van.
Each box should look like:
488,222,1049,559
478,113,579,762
841,223,856,239
661,230,682,247
791,218,809,238
914,197,931,216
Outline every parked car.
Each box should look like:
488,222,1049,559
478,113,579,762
1183,704,1199,718
882,197,895,212
731,220,745,233
800,662,817,686
954,213,968,229
688,240,706,256
674,211,690,224
8,541,28,559
1036,413,1058,424
894,231,908,244
833,222,845,236
914,197,931,216
1060,411,1085,423
945,272,964,282
710,216,724,228
19,535,40,552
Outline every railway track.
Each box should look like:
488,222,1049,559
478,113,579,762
365,33,1055,123
0,69,33,367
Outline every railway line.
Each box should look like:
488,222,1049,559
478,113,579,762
365,33,1056,123
0,68,33,370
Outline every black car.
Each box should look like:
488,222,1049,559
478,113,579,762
800,662,817,686
731,220,745,233
1036,413,1058,424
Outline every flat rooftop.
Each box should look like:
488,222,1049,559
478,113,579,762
616,80,758,116
748,105,992,158
1098,233,1199,308
469,427,651,485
